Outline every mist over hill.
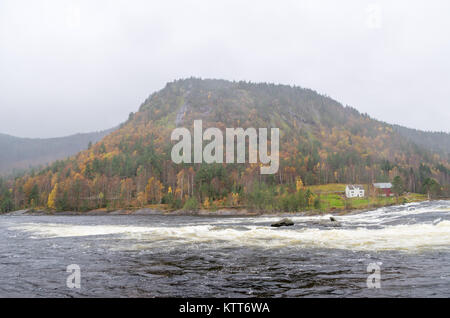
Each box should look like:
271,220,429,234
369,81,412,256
393,125,450,156
1,78,448,212
0,128,115,174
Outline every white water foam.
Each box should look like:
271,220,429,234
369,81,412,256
10,219,450,253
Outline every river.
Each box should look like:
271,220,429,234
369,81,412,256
1,200,449,297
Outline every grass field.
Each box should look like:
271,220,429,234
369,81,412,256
308,183,428,212
308,183,347,193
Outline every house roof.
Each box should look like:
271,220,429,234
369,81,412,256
373,183,392,189
346,185,364,190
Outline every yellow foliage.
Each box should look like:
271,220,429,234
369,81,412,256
308,193,315,206
137,191,146,207
203,197,210,209
47,183,58,210
296,177,304,192
231,192,239,206
23,178,35,199
145,177,164,203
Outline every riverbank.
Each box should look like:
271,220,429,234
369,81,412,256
2,183,438,217
3,198,440,217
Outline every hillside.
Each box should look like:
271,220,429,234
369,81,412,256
0,128,115,174
1,78,449,212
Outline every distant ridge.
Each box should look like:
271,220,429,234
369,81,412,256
0,127,117,174
393,125,450,156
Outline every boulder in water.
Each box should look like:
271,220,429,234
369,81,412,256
271,218,294,227
311,218,342,227
432,218,442,226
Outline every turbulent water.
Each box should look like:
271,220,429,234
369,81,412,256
1,200,450,297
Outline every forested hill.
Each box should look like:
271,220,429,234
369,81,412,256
1,78,449,212
0,128,115,174
393,125,450,156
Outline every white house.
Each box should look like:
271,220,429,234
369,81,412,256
345,185,365,198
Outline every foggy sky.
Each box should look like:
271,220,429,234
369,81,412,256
1,0,449,138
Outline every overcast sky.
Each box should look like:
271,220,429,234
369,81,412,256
1,0,449,138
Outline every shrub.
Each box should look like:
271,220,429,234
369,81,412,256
182,197,199,211
314,197,321,209
171,198,183,210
